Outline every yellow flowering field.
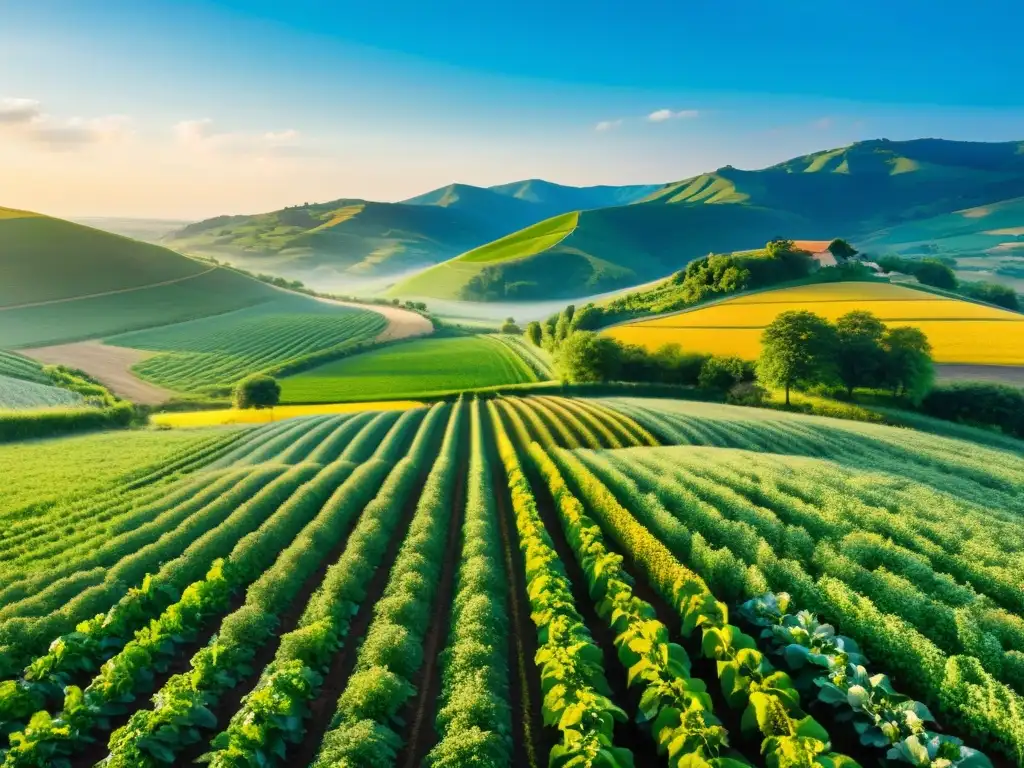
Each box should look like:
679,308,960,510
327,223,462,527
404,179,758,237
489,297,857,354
603,281,1024,364
152,399,423,428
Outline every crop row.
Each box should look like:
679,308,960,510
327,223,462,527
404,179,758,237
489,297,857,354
488,401,634,767
311,400,465,765
199,401,449,766
571,446,1019,763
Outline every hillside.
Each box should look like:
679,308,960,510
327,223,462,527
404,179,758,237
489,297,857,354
162,180,660,287
0,207,285,347
390,138,1024,302
0,208,212,306
604,280,1024,365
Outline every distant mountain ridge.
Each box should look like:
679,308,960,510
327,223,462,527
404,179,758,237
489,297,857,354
162,179,662,287
390,138,1024,302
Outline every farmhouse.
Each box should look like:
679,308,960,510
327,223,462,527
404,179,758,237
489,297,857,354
791,240,839,268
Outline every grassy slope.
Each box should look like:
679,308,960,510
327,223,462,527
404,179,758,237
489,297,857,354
0,207,290,348
390,138,1024,303
0,208,210,306
107,296,387,393
279,335,538,402
0,374,85,411
605,280,1024,365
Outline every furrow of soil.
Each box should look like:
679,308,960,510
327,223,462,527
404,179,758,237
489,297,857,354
484,409,548,768
517,445,663,765
397,409,469,767
289,446,442,766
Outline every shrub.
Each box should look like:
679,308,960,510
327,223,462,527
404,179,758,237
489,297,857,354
921,382,1024,438
698,355,747,392
727,381,768,406
233,374,281,410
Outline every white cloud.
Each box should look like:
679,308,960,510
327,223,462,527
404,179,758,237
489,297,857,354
594,119,623,132
812,117,834,130
0,97,132,149
0,98,42,125
648,108,699,123
175,119,303,156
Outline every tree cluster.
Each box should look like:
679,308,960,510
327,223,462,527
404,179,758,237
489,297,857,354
921,382,1024,439
757,310,934,405
877,256,1020,310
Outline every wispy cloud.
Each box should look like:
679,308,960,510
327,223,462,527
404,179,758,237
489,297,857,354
0,97,132,149
594,119,623,132
174,119,304,156
812,116,834,130
648,108,699,123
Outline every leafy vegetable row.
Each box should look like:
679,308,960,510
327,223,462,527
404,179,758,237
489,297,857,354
528,442,742,767
488,401,633,768
551,448,859,768
427,399,513,767
0,463,298,730
740,592,992,767
311,400,465,767
583,449,1024,764
99,409,427,767
196,402,447,766
0,460,336,767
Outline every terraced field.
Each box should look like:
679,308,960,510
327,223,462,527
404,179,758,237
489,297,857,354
1,396,1021,767
105,298,388,394
279,335,540,403
605,280,1024,365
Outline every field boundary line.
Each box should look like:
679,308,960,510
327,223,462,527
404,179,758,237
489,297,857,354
0,267,218,311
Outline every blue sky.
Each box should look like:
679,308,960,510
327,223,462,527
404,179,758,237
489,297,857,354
2,0,1022,218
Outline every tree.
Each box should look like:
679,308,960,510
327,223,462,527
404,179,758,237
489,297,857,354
698,355,747,393
554,306,574,344
915,259,958,290
756,311,837,405
827,238,858,259
881,326,933,403
234,374,281,410
524,321,543,347
834,310,886,397
571,303,604,331
500,317,521,334
554,331,621,384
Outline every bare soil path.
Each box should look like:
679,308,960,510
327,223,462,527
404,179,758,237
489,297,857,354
21,340,173,405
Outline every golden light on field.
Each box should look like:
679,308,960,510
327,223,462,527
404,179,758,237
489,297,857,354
152,400,424,428
604,282,1024,365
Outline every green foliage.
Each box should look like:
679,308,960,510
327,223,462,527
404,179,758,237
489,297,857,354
921,382,1024,438
314,404,464,764
698,356,748,393
957,281,1020,311
488,402,633,766
525,321,543,347
877,256,959,290
757,311,838,405
880,326,934,403
233,374,281,410
833,311,887,395
0,402,135,444
555,332,622,384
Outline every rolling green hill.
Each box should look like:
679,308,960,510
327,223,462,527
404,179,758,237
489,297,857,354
0,207,285,347
390,138,1024,302
164,180,662,286
0,208,212,306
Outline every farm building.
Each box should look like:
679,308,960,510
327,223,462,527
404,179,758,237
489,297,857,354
791,240,839,268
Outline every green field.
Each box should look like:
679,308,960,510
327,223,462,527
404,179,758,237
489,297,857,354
0,268,280,348
0,208,210,306
108,297,387,393
0,374,84,411
0,351,47,383
0,396,1021,766
279,335,538,402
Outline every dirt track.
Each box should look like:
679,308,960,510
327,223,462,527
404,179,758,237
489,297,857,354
936,364,1024,387
20,341,173,405
308,295,435,342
